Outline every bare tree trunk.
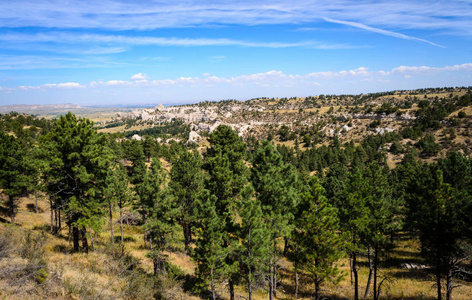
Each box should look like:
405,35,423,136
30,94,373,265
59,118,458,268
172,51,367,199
446,268,453,300
183,222,192,252
373,246,379,300
58,208,61,231
314,277,321,300
350,255,354,286
109,201,114,244
73,226,80,252
353,252,359,300
211,269,216,300
229,278,234,300
8,196,15,224
81,228,89,253
49,198,54,234
89,227,95,251
119,203,124,244
269,255,274,300
34,191,38,214
295,261,299,299
364,247,373,299
437,249,442,300
248,266,253,300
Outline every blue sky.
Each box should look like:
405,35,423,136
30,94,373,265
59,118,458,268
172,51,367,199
0,0,471,106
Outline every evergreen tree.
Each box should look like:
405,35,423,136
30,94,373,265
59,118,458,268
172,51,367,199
169,150,204,251
238,185,270,300
104,163,132,244
251,140,300,300
0,132,29,224
41,112,113,252
362,164,400,300
335,169,370,300
408,165,472,300
192,190,227,300
202,125,248,300
145,184,174,276
135,158,166,246
296,178,344,300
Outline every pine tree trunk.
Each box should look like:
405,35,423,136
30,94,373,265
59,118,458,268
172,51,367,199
34,191,38,214
229,278,235,300
211,269,216,300
248,266,253,300
314,277,321,300
295,261,299,299
373,246,378,300
446,268,453,300
73,226,80,252
89,227,95,251
283,237,288,256
81,228,89,253
58,208,61,231
353,252,359,300
119,203,124,244
364,247,373,299
9,196,15,224
350,256,354,286
183,222,192,251
437,249,442,300
109,201,114,244
269,256,274,300
50,198,54,234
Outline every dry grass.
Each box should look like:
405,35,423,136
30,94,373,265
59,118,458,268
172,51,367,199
3,169,472,299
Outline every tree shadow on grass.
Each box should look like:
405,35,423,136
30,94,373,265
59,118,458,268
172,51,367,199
26,203,44,213
0,204,9,217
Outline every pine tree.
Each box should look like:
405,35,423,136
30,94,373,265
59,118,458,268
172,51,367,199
192,190,227,300
250,140,300,300
296,178,344,300
408,166,472,300
238,185,270,300
145,185,174,276
104,163,132,244
201,125,248,300
135,158,166,246
41,112,113,252
169,150,204,251
0,132,29,224
335,169,370,300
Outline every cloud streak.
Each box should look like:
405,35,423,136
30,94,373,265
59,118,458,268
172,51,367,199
0,32,356,50
322,17,445,48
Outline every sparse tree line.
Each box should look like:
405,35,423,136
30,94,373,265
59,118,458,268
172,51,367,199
1,110,472,300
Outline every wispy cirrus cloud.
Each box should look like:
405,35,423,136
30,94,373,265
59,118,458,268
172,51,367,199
0,32,357,50
0,0,470,37
0,54,135,70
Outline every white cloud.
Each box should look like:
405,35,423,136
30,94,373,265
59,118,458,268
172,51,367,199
2,63,471,93
13,82,85,91
131,73,148,81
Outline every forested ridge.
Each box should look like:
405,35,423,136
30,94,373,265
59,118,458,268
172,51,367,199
1,88,472,299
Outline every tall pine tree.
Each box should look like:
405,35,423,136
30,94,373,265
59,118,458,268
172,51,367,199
251,140,300,300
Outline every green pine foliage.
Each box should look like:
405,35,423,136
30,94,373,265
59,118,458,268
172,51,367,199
238,185,271,300
296,178,345,300
169,150,204,251
0,132,29,224
40,112,113,252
